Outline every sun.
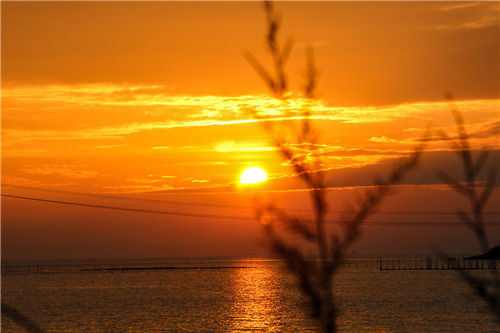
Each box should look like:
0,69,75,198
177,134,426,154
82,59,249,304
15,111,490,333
240,167,268,184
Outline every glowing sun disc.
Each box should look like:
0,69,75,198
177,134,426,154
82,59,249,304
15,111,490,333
240,167,267,184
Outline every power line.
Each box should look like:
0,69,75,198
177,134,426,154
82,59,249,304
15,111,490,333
1,183,239,209
3,183,499,216
1,194,254,221
2,194,499,227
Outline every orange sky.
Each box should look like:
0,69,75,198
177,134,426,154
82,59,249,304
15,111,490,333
1,1,499,260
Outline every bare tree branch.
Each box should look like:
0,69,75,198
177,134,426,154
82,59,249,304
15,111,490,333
247,2,426,331
438,94,499,322
1,301,45,333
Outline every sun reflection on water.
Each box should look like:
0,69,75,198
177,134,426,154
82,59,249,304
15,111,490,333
227,263,290,332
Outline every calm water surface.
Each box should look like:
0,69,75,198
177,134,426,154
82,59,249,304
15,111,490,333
2,258,498,332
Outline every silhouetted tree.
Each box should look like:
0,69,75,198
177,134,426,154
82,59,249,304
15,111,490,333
246,2,426,331
438,93,500,322
1,301,45,333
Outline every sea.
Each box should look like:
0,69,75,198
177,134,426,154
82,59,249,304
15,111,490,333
1,257,499,332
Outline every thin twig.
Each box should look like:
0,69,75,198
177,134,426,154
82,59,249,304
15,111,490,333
247,2,426,331
438,92,499,322
1,301,45,333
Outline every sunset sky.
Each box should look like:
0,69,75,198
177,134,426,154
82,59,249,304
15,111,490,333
2,1,499,260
